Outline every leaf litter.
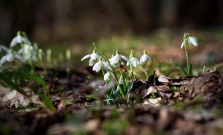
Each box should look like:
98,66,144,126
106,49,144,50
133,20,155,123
0,66,223,135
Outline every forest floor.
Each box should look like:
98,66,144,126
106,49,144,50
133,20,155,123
1,29,223,135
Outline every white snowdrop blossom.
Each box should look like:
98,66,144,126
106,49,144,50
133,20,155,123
127,57,140,67
0,51,25,65
18,45,38,62
81,52,100,66
140,54,152,64
131,57,140,67
181,36,198,49
188,36,198,46
110,54,129,66
10,35,31,47
0,54,14,65
92,58,107,72
23,44,34,61
104,71,114,81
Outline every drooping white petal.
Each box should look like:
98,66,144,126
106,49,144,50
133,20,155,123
110,54,120,66
120,55,129,63
147,55,152,62
140,54,147,64
0,45,9,52
89,59,94,66
23,44,33,61
10,35,22,47
127,61,130,66
6,54,14,61
104,72,110,81
21,37,31,45
180,42,184,49
17,35,22,43
188,36,198,47
0,56,7,65
131,57,139,67
104,71,114,81
81,54,91,61
140,54,152,64
10,38,17,47
91,52,99,61
1,53,14,65
93,61,103,72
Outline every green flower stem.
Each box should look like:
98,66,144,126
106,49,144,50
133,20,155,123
39,53,48,77
53,59,58,71
101,53,125,98
29,56,34,74
66,49,71,74
145,64,149,79
129,50,135,79
47,49,52,67
120,70,126,94
29,49,35,74
184,42,190,75
59,53,64,64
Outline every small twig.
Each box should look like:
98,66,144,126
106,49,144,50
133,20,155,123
153,85,165,101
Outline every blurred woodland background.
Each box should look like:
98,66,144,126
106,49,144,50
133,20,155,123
0,0,223,44
0,0,223,67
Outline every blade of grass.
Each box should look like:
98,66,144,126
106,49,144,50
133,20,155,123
0,73,29,97
175,62,188,76
2,71,54,111
189,62,192,76
33,87,55,111
3,71,49,96
127,76,134,92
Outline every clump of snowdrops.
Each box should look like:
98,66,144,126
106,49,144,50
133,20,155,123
0,31,72,75
0,31,45,73
0,31,72,111
81,44,152,103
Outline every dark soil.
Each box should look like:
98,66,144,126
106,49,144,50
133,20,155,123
1,68,223,135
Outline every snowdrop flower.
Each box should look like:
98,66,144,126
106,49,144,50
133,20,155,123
131,57,140,67
0,51,25,65
127,50,140,67
10,32,31,47
127,57,140,67
23,44,34,61
110,50,129,66
81,44,100,67
181,36,198,49
92,57,107,72
18,44,38,62
104,71,114,81
0,54,14,65
140,49,152,64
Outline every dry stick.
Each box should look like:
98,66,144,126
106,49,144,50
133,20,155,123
153,85,166,102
